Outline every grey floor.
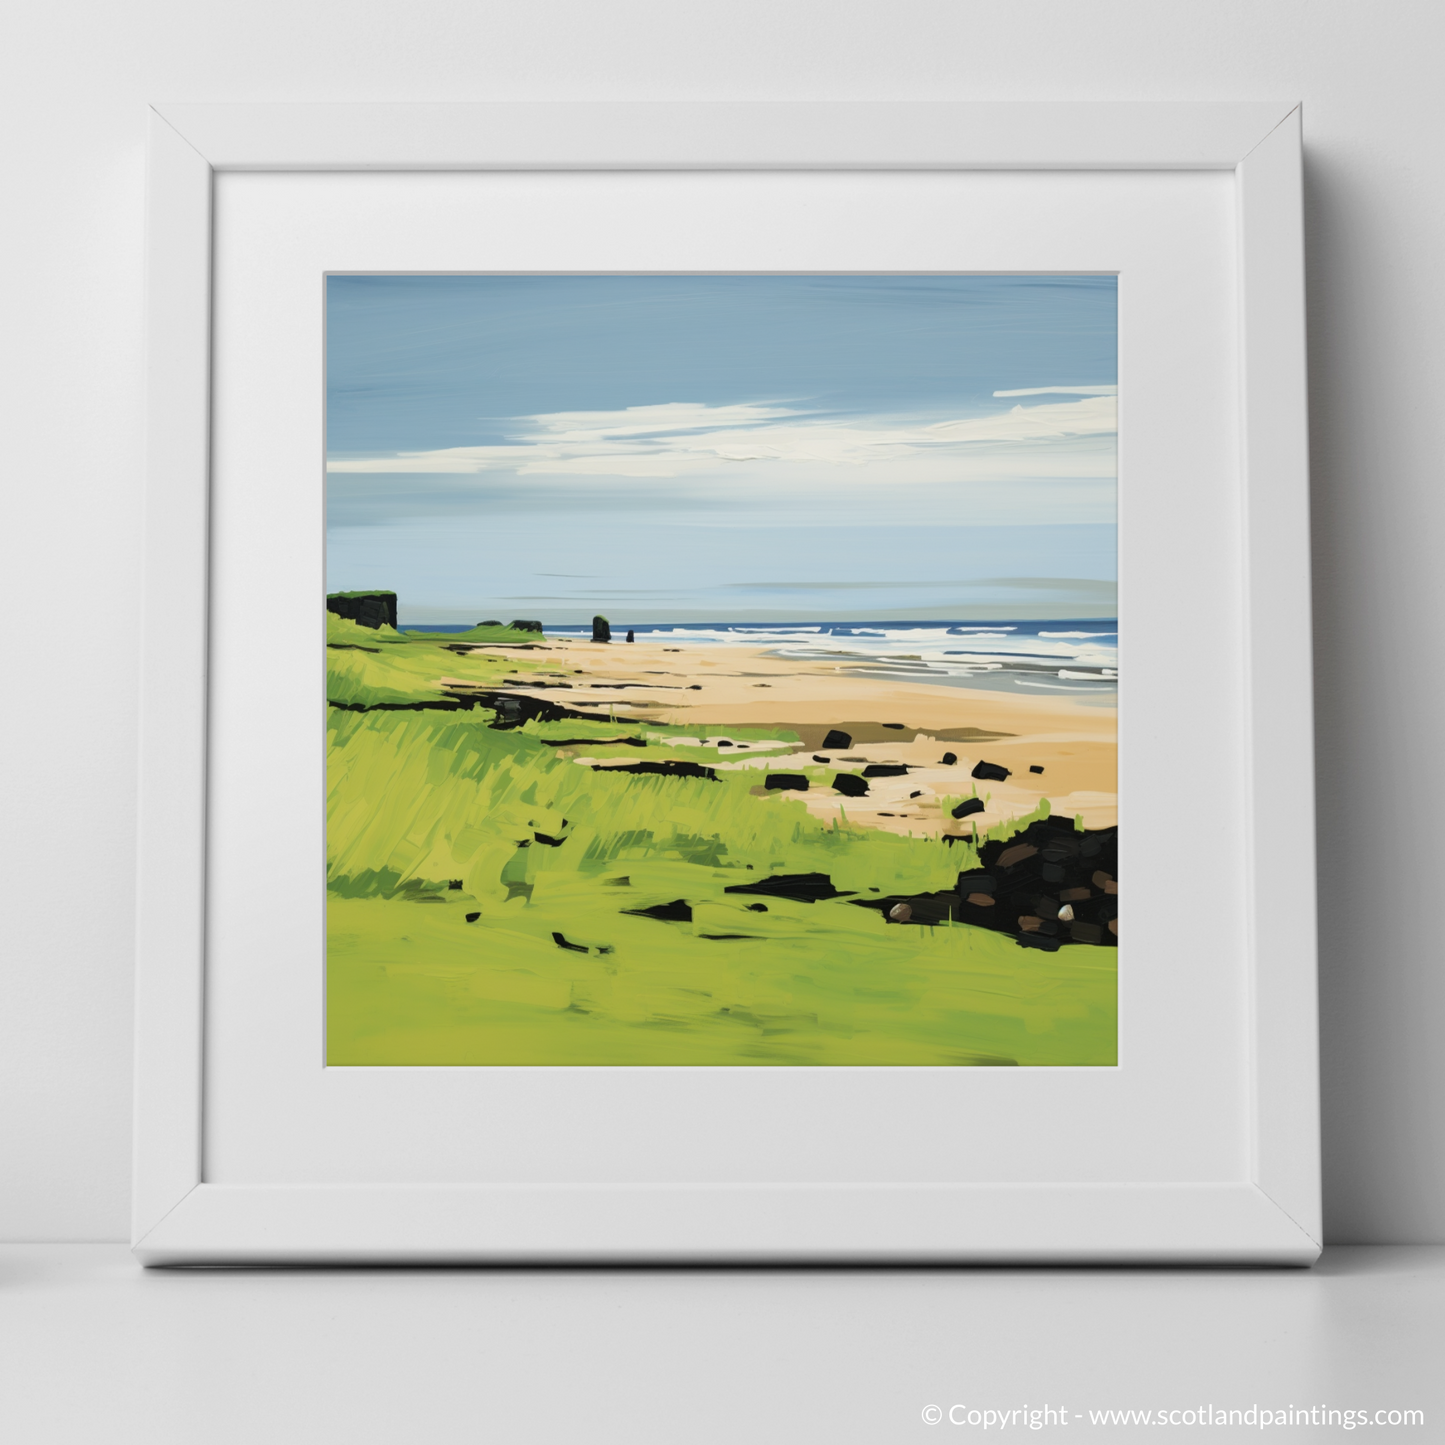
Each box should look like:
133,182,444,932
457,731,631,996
1,1245,1440,1442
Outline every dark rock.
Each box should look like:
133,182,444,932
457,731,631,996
509,619,544,632
478,620,502,627
940,753,958,765
833,773,869,797
552,931,589,953
822,729,853,750
327,591,397,630
447,879,463,890
623,899,693,923
746,903,768,912
764,773,809,791
592,615,611,643
1029,764,1045,774
626,630,635,642
1070,921,1104,945
717,740,734,747
813,755,831,763
687,685,702,690
903,815,1119,950
971,760,1011,782
863,764,910,778
888,903,912,923
1016,933,1061,952
852,891,960,926
545,736,648,748
592,759,718,781
465,911,481,923
532,832,567,847
883,723,906,729
725,873,851,903
464,690,617,730
951,798,985,819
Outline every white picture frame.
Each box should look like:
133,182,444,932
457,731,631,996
135,102,1318,1265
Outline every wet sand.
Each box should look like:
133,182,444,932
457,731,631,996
455,637,1118,835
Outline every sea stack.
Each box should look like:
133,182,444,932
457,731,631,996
326,591,397,630
592,615,611,643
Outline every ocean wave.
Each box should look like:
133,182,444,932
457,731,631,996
542,619,1117,691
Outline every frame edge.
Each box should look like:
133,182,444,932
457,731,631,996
1235,107,1323,1247
132,110,213,1246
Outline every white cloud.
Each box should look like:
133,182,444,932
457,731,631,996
992,385,1117,397
326,394,1116,479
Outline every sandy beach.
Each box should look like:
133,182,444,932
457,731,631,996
450,636,1117,836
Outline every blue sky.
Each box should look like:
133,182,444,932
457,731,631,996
326,274,1117,624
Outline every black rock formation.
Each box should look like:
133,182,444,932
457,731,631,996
940,752,958,766
951,798,985,819
626,630,635,642
822,729,853,750
478,620,502,627
591,759,717,781
509,619,544,632
623,899,693,923
832,773,869,797
971,760,1011,782
850,816,1117,950
327,591,397,630
593,615,611,643
725,872,853,903
764,773,809,791
862,763,910,778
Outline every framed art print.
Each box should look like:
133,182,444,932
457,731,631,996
135,103,1320,1263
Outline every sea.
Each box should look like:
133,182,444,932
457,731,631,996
401,620,1119,697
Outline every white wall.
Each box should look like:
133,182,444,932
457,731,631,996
2,0,1440,1243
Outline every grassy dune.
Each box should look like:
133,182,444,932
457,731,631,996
325,617,1117,1066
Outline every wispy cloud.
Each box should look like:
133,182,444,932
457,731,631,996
326,395,1116,479
992,386,1117,397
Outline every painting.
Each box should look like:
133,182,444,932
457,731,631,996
325,274,1117,1066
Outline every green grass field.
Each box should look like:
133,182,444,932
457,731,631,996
325,615,1117,1066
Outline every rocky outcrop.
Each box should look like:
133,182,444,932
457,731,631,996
593,615,611,643
851,817,1118,950
327,591,397,630
509,619,544,633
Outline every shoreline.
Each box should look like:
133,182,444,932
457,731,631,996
454,636,1118,836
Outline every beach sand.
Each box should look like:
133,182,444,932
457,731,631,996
452,637,1117,836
